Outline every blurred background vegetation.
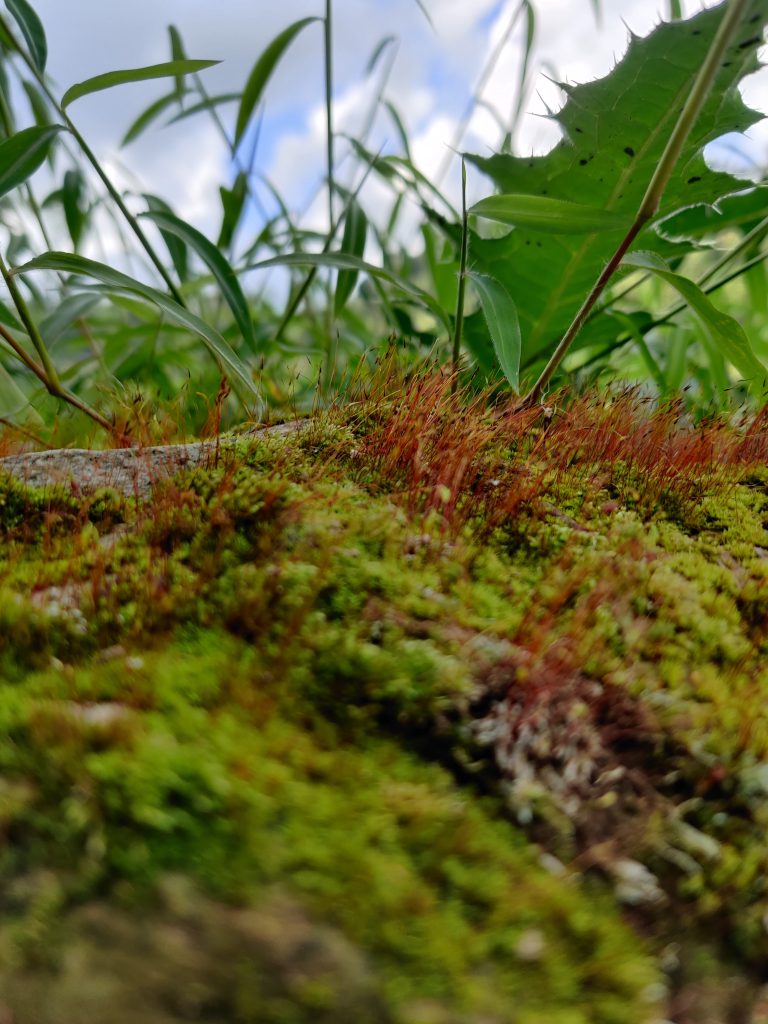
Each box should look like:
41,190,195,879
0,0,765,445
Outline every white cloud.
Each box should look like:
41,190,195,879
16,0,768,251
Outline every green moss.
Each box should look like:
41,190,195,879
1,410,768,1021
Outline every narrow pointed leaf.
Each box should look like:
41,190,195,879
471,194,627,234
234,17,320,147
142,194,188,283
121,91,182,146
39,292,101,348
166,92,240,128
468,271,521,391
217,171,248,251
0,124,62,199
249,251,451,331
334,199,368,315
624,251,766,384
15,252,258,407
21,79,50,127
140,208,257,353
0,360,39,420
5,0,46,72
168,25,188,98
61,60,220,109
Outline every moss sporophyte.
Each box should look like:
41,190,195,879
1,377,768,1022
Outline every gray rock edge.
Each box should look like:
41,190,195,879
0,420,308,499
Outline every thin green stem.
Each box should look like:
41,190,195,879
451,161,469,391
324,0,334,236
0,249,60,387
0,13,185,306
519,0,750,408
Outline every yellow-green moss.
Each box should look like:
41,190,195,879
1,415,768,1020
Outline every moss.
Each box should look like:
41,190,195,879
1,395,768,1021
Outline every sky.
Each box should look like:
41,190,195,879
20,0,768,251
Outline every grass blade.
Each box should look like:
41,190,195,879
121,91,182,146
15,252,259,407
5,0,46,72
249,251,451,332
624,251,766,385
61,60,220,109
234,17,320,148
334,199,367,316
140,207,257,353
0,124,62,199
468,271,521,391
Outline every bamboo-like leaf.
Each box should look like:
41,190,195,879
140,208,257,353
624,251,766,384
249,251,451,331
142,194,189,283
234,17,320,147
217,171,248,251
471,194,627,234
21,79,50,127
165,92,240,128
61,60,220,109
39,292,101,348
334,200,368,316
5,0,46,72
61,168,86,249
0,124,62,199
15,252,258,407
468,271,521,391
0,360,39,420
121,91,182,146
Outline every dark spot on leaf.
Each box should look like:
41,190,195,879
579,158,589,166
528,161,534,167
738,35,761,49
750,13,760,22
687,176,702,184
723,61,732,67
541,189,548,195
525,240,531,246
624,146,635,157
575,127,583,133
692,28,701,35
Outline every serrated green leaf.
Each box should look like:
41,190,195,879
334,200,368,316
5,0,46,72
140,208,257,354
15,252,258,408
468,271,521,391
0,124,62,199
235,17,320,148
656,185,768,241
470,194,627,234
466,1,768,369
61,60,220,109
624,251,766,384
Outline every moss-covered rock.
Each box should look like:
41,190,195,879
1,386,767,1022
